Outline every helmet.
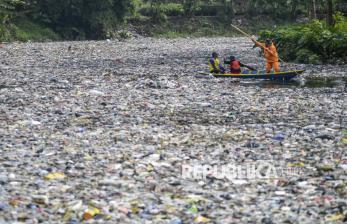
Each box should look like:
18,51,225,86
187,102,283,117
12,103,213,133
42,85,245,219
229,56,236,61
212,52,218,58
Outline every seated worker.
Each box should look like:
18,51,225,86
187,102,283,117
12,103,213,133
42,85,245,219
209,52,225,74
251,37,280,73
225,56,257,74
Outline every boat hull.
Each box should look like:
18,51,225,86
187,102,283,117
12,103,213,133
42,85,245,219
201,70,305,80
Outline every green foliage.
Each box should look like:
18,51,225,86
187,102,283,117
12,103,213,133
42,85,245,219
182,0,200,17
193,5,218,16
139,3,183,17
28,0,135,40
0,0,26,40
0,19,59,42
247,0,293,19
0,0,345,42
296,49,321,64
0,0,38,41
138,4,167,22
151,17,236,38
116,30,132,40
259,15,347,64
162,3,184,16
14,21,59,41
333,11,347,33
0,0,26,13
214,0,234,22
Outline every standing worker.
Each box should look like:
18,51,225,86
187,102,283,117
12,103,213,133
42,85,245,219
251,37,280,73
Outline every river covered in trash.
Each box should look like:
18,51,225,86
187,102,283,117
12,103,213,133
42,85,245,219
0,37,346,223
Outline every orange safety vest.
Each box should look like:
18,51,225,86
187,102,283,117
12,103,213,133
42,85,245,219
230,60,241,74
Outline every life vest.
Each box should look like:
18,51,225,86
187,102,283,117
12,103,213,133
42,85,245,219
209,58,220,72
230,60,241,74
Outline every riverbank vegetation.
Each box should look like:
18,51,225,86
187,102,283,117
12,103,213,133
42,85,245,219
258,12,347,64
0,0,346,63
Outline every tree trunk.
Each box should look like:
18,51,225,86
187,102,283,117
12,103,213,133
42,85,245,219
291,0,298,20
327,0,334,26
308,0,316,20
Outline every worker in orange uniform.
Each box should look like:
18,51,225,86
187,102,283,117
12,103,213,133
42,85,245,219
251,36,280,73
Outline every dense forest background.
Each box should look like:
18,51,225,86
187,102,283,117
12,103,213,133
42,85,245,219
0,0,345,41
0,0,346,63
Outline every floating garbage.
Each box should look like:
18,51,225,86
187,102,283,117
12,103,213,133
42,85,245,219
272,133,285,141
44,172,66,180
194,215,211,223
0,37,346,223
83,207,101,221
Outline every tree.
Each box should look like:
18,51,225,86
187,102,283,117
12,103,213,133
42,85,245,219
0,0,27,40
290,0,299,20
182,0,200,17
143,0,167,21
308,0,317,20
0,0,26,23
29,0,134,39
219,0,235,21
326,0,334,26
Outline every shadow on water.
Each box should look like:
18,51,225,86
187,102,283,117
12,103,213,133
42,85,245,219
0,85,18,90
240,77,347,89
0,85,10,89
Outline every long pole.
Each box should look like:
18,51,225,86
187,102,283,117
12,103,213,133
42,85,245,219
230,24,305,77
231,24,285,63
230,24,253,39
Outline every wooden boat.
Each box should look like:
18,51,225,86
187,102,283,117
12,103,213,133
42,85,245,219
198,70,305,80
